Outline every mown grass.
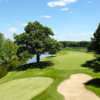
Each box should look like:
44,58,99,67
0,77,53,100
0,47,100,100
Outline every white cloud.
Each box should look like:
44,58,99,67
53,30,56,32
80,32,93,35
7,24,10,26
58,34,67,39
8,28,18,32
70,33,76,36
65,29,69,31
77,25,82,27
87,1,92,4
14,20,21,23
3,18,7,19
22,23,28,26
61,8,69,11
81,33,86,35
14,21,28,26
69,11,73,13
40,15,51,18
87,32,93,34
47,0,77,7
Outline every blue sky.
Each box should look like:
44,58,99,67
0,0,100,41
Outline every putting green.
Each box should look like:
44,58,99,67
0,77,53,100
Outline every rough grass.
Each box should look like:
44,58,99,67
0,47,100,100
0,77,53,100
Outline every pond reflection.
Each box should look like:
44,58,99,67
0,57,30,79
0,53,54,79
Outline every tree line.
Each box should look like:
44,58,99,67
60,41,90,48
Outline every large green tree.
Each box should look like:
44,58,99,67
91,23,100,54
90,23,100,72
14,21,61,63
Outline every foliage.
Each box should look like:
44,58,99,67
0,38,18,65
60,41,89,48
14,21,61,63
91,54,100,72
91,23,100,54
90,23,100,72
87,42,93,52
18,51,32,58
0,33,4,48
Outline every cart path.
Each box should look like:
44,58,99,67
57,74,100,100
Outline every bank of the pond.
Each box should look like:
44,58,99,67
0,53,53,79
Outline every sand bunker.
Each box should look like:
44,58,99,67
57,74,100,100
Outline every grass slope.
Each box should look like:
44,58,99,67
0,47,100,100
0,77,53,100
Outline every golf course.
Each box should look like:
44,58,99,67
0,47,100,100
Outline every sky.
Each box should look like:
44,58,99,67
0,0,100,41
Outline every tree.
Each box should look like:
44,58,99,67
14,21,61,63
90,23,100,72
87,42,93,52
91,23,100,54
0,39,18,63
0,33,4,48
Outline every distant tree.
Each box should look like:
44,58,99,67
87,42,93,52
0,33,4,63
0,33,4,48
14,21,61,63
59,41,89,48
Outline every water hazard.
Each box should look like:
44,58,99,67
0,53,53,79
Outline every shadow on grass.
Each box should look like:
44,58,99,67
85,78,100,88
81,60,100,73
15,61,54,71
81,60,94,69
81,60,97,72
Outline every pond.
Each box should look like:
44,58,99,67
0,53,53,79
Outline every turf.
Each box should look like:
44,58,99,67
51,51,94,70
0,77,53,100
0,47,100,100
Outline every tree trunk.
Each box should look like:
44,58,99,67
36,54,40,63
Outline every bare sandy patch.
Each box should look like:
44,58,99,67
57,74,100,100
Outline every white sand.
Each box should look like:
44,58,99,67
57,74,100,100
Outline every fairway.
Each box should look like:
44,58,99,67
0,48,100,100
0,77,53,100
49,51,94,70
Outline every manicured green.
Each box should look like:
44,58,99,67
0,47,100,100
0,77,53,100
